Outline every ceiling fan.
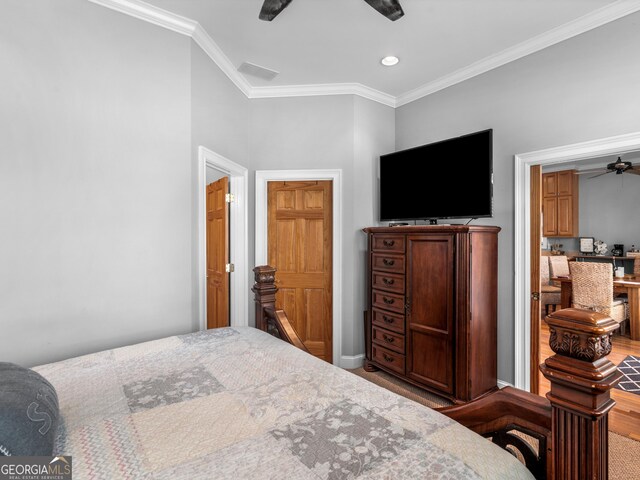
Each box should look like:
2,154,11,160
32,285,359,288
259,0,404,22
585,157,640,178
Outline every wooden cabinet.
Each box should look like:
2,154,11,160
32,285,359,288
363,225,500,403
542,170,578,237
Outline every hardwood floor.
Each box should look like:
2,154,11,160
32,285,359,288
539,321,640,441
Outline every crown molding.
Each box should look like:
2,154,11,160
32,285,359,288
249,83,397,108
191,24,253,97
89,0,640,109
516,131,640,164
396,0,640,107
88,0,197,36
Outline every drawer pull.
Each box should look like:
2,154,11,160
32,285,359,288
382,258,395,266
382,278,395,285
383,353,394,363
382,316,394,324
383,297,395,305
383,239,395,247
383,334,395,343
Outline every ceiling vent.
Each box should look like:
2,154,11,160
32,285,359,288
237,62,279,81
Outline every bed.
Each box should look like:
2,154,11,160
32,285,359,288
23,265,622,479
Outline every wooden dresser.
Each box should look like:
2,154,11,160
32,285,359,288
363,225,500,403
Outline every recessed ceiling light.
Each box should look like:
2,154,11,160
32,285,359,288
381,56,399,66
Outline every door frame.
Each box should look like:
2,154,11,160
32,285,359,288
255,169,343,366
198,146,249,330
513,131,640,390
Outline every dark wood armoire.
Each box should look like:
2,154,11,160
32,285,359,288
363,225,500,403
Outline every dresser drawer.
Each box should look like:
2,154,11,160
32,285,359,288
372,271,404,294
372,344,405,375
372,235,405,253
371,253,405,273
372,308,405,334
372,326,405,354
372,289,405,314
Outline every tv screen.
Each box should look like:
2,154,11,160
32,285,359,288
379,129,493,222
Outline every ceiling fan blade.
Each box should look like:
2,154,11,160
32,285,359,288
363,0,404,21
626,166,640,175
588,170,614,179
259,0,293,21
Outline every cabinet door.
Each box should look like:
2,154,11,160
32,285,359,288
557,195,574,236
556,171,574,196
542,172,557,197
406,235,455,394
542,197,558,237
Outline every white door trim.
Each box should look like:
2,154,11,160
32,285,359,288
255,169,343,366
198,146,249,330
513,131,640,390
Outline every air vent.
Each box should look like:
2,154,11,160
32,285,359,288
237,62,279,81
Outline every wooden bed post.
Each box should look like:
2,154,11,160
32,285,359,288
540,308,623,480
252,265,277,332
252,265,310,353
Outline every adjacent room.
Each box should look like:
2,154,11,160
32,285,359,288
2,1,640,478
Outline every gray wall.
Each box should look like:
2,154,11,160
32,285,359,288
396,12,640,383
578,173,640,256
190,43,249,331
247,95,395,356
352,97,396,354
0,0,193,366
545,170,640,256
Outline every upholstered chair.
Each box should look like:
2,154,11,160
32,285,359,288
569,261,629,335
548,255,570,284
540,256,561,315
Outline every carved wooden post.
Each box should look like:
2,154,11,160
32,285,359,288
252,265,277,332
540,308,623,480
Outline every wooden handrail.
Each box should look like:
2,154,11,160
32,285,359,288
252,265,309,354
438,387,552,479
439,307,622,479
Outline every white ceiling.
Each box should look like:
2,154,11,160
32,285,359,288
141,0,621,98
92,0,640,106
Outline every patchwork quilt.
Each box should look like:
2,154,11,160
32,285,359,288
34,327,533,479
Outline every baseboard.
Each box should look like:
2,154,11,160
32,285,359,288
340,354,365,369
497,379,513,389
339,355,513,388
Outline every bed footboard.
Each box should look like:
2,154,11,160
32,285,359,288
439,308,622,480
438,386,551,478
252,268,622,479
252,265,309,353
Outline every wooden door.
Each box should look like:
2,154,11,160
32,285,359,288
406,234,455,394
267,180,332,362
530,165,542,394
206,176,229,329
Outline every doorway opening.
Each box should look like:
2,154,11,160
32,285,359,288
198,146,248,330
513,131,640,391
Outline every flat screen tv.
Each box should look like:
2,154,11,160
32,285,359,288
379,129,493,223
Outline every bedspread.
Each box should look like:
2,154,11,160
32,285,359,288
34,327,533,479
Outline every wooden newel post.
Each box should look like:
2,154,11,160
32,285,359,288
540,308,623,480
252,265,277,332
